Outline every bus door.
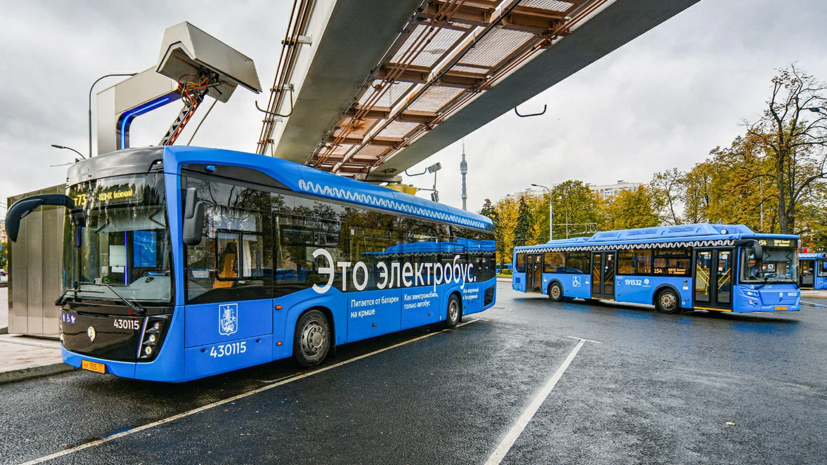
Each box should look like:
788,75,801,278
590,252,616,300
800,260,814,289
525,253,544,292
693,248,733,310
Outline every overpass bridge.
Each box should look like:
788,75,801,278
255,0,700,181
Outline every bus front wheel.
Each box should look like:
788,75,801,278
655,289,681,314
294,310,331,367
445,294,461,328
548,282,564,302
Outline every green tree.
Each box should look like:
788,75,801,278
682,162,712,224
552,180,601,239
493,196,519,265
479,198,497,225
649,168,683,225
746,64,827,234
602,185,661,230
530,193,551,243
0,241,7,269
513,196,532,247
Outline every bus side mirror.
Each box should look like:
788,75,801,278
5,194,75,242
183,187,205,246
753,242,763,268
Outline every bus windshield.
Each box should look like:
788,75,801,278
63,174,172,305
740,242,798,285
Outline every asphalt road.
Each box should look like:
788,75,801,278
2,283,825,464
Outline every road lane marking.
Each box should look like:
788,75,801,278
566,335,601,344
484,338,588,465
21,320,479,465
802,300,827,308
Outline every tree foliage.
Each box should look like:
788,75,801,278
551,180,601,239
513,196,533,247
746,64,827,234
492,196,518,264
483,64,827,250
601,185,661,230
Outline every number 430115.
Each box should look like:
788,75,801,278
209,342,246,358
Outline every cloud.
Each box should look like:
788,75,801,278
0,0,284,207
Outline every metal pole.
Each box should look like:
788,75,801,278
460,140,468,210
531,183,553,241
51,144,86,159
550,189,553,241
88,73,137,157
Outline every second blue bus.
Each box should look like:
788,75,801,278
798,252,827,289
512,224,800,313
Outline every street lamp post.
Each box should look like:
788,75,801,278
531,183,553,241
51,144,86,159
89,73,137,157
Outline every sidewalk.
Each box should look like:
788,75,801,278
0,288,75,383
801,289,827,298
0,335,73,383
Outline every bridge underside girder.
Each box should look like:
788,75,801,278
265,0,701,178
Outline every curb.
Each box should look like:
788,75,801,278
0,361,76,385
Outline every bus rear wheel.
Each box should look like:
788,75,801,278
548,282,564,302
655,289,681,314
445,295,461,328
294,310,331,367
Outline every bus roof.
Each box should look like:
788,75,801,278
799,253,827,259
68,146,493,232
515,223,798,253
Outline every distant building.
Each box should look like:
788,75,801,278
589,180,643,200
501,188,546,202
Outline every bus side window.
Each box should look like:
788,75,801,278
184,177,272,304
516,253,526,272
544,252,564,273
618,250,634,275
653,248,691,276
565,252,589,274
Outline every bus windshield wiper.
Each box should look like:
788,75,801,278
55,287,104,306
78,281,146,315
753,276,770,289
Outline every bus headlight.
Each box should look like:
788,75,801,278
139,316,167,360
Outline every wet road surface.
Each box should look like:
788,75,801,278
2,283,825,464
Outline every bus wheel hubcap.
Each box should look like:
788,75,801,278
302,322,326,355
449,301,459,323
551,286,560,299
661,293,676,309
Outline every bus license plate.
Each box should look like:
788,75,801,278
81,360,106,374
775,306,788,311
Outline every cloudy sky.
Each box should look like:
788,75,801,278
2,0,826,215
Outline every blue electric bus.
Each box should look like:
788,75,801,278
5,146,496,382
512,224,800,313
798,253,827,289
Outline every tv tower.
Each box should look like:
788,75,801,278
460,139,468,210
